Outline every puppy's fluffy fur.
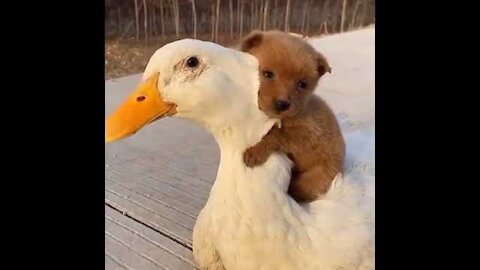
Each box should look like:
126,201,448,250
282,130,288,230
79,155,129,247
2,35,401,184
238,30,345,203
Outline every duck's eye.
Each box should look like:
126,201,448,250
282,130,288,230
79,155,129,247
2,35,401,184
186,57,199,68
297,79,308,90
263,70,275,79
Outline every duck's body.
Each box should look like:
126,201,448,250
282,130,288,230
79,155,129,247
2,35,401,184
194,105,374,270
105,39,375,270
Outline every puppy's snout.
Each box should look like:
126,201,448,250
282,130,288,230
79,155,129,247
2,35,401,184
274,99,291,112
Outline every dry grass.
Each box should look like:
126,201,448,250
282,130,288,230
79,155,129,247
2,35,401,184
105,39,158,80
105,34,242,80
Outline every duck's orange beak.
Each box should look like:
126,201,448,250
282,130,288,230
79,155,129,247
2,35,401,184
105,73,177,143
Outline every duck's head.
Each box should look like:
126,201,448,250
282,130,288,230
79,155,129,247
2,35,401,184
106,39,274,146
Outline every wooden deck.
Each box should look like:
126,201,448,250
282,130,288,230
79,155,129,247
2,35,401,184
105,75,220,269
105,28,375,270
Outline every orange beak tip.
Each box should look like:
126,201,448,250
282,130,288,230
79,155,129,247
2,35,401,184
104,73,176,143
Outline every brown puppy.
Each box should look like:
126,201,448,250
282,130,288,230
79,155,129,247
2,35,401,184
238,30,345,203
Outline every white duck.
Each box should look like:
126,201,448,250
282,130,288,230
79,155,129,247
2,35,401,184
105,39,375,270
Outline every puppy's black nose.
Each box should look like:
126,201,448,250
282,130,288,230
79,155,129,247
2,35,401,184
274,99,290,112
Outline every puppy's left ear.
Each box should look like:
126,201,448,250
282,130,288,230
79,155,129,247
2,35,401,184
314,52,332,77
239,30,264,52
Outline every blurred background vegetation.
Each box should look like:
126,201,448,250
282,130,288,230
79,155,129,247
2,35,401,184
105,0,375,79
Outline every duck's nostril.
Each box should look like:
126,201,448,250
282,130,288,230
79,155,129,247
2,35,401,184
136,96,146,102
274,100,290,112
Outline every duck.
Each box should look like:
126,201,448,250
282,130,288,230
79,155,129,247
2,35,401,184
105,39,375,270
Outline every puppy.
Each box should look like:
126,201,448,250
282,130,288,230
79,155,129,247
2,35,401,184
238,30,345,203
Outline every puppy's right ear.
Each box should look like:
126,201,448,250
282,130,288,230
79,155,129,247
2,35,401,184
239,31,264,52
314,52,332,78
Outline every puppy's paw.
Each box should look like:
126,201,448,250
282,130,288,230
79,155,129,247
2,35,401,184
243,147,269,168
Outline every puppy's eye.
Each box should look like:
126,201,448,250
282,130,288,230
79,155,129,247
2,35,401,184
263,70,275,79
186,56,199,68
297,79,308,90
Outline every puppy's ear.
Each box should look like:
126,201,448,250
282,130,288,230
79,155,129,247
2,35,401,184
314,51,332,77
239,31,264,52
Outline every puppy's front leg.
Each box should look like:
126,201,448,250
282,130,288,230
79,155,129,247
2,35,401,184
243,126,283,167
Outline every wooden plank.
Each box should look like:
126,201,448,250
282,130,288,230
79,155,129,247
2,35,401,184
105,253,128,270
106,162,208,205
106,165,206,211
132,156,214,190
105,178,196,228
105,233,164,270
106,206,196,266
106,174,201,218
120,159,211,199
105,188,193,247
132,154,218,186
106,153,214,199
106,206,196,270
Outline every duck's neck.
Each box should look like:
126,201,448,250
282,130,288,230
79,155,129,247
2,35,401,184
212,110,276,152
206,109,295,205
